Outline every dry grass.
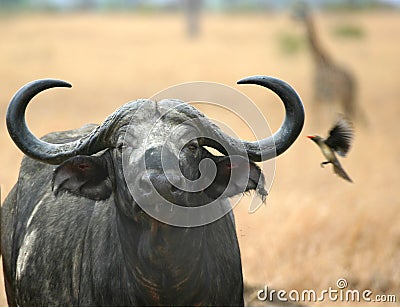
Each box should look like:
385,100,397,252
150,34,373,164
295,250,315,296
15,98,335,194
0,10,399,306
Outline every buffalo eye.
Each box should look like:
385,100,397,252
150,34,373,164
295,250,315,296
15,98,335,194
116,142,126,152
186,142,198,153
78,163,90,171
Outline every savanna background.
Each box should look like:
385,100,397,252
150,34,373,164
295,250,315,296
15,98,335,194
0,0,399,306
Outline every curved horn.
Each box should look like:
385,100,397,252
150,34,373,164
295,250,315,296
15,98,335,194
6,79,117,165
200,76,305,162
7,77,304,165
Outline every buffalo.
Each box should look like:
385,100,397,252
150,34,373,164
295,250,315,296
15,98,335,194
1,76,304,306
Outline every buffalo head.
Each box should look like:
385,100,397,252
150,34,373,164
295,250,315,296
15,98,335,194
6,76,304,225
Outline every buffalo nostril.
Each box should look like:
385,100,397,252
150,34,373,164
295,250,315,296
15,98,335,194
137,172,184,200
170,184,179,194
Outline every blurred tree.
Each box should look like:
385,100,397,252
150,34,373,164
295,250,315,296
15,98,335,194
182,0,203,38
78,0,96,9
0,0,28,8
346,0,357,8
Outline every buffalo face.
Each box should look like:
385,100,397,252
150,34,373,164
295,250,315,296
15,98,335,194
52,100,267,221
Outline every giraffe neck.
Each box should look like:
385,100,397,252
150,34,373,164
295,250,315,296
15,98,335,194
304,14,331,65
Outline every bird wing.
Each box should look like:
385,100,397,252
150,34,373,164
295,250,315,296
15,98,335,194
325,117,354,157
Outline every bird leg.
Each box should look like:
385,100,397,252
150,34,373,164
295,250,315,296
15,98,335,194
320,161,330,168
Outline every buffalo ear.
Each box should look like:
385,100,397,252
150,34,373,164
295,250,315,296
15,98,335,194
52,155,112,201
204,156,268,200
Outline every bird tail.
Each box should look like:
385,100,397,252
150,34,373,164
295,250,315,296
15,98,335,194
333,163,353,183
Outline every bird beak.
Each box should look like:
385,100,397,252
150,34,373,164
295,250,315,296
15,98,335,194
307,135,314,139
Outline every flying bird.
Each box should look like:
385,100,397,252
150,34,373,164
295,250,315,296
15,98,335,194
308,117,354,182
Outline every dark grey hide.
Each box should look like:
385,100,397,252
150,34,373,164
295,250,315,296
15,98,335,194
1,77,304,306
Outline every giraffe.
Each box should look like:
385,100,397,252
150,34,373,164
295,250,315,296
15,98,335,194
293,2,366,123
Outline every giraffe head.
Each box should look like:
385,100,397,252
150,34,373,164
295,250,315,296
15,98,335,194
291,1,312,23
